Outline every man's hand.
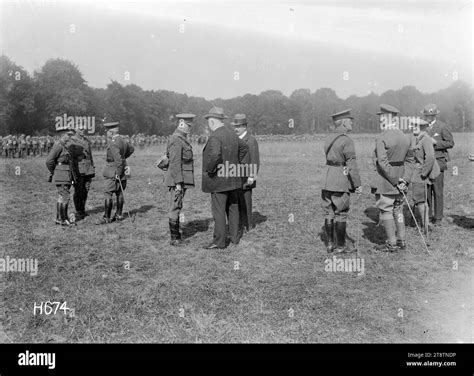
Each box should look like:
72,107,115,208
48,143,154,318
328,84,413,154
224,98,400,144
355,186,363,194
115,174,120,180
246,177,255,186
397,178,408,193
175,184,182,192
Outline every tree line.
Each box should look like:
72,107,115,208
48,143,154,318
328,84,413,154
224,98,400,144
1,55,472,136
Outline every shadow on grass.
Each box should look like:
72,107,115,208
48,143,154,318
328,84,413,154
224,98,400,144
252,211,267,226
85,204,154,216
449,215,474,229
182,218,212,239
362,206,385,245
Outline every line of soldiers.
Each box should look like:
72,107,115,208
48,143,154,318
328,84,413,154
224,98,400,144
1,135,55,158
321,103,454,253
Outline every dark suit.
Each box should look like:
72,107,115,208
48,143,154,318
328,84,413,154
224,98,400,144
238,132,260,230
426,120,454,220
202,126,249,247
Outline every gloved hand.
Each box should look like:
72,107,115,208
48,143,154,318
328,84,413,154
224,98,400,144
397,178,408,193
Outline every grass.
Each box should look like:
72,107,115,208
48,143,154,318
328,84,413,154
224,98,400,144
0,133,473,343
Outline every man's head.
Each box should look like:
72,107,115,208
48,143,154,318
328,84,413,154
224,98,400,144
103,121,120,138
204,107,227,132
421,103,439,123
175,113,195,134
411,118,429,136
377,104,400,130
231,114,248,136
331,109,354,133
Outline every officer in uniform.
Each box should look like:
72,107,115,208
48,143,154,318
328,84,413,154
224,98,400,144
163,114,195,246
46,124,78,226
231,114,261,232
371,104,415,252
96,121,134,224
321,109,362,253
71,129,95,219
409,118,440,233
421,104,454,225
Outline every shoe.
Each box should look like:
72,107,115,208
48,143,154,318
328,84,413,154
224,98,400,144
95,216,111,225
396,240,406,250
75,212,85,220
203,243,225,249
374,241,399,252
111,214,124,222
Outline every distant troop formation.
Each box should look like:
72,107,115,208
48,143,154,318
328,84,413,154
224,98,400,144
1,135,55,158
42,102,454,253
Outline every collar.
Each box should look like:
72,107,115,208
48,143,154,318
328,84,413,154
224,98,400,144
239,131,248,139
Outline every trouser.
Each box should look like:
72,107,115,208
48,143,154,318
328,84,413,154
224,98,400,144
57,184,71,204
376,193,405,244
212,190,239,248
427,171,444,220
238,188,253,230
73,176,93,212
169,187,186,221
321,190,350,222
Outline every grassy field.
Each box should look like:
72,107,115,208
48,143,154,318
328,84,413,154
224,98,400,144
0,133,473,343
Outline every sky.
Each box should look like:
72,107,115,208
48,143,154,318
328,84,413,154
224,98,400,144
0,0,472,99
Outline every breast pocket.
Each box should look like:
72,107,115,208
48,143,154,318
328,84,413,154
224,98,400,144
182,146,193,162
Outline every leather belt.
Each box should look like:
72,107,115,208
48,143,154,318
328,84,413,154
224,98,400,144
326,160,346,167
57,162,68,165
389,161,404,166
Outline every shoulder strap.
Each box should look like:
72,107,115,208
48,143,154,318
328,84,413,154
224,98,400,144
325,134,347,157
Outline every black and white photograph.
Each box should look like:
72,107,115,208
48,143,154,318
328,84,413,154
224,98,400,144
0,0,472,369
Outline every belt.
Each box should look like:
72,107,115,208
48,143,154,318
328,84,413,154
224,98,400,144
57,162,69,165
389,161,404,166
326,160,346,167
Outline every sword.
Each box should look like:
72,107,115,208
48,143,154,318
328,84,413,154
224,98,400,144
117,177,135,223
400,189,431,254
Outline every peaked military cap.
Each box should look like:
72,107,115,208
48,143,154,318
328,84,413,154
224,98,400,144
231,114,248,126
176,113,196,121
55,121,75,133
410,118,429,127
204,107,228,120
331,109,353,121
103,121,120,129
421,103,440,116
376,104,400,115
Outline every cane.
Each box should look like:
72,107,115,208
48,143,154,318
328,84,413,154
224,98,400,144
117,177,135,223
400,189,431,254
424,182,429,242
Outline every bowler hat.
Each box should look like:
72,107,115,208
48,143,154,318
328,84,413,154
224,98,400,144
231,114,248,126
204,107,228,120
421,104,440,116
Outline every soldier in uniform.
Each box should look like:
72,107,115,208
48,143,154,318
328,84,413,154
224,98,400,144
231,114,260,232
421,104,454,225
71,129,95,219
163,114,195,246
371,104,415,252
321,109,362,253
96,121,134,224
409,118,440,232
202,107,249,249
46,125,78,226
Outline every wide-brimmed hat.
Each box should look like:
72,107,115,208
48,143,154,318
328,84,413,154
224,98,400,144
204,107,228,120
231,114,248,126
421,104,440,116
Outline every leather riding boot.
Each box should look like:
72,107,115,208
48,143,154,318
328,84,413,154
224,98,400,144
324,219,335,253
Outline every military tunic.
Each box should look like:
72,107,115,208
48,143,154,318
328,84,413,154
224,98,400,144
164,130,194,221
46,138,73,203
103,134,134,197
321,126,361,220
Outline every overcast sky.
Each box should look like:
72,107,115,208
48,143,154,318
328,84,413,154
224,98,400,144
1,0,472,99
